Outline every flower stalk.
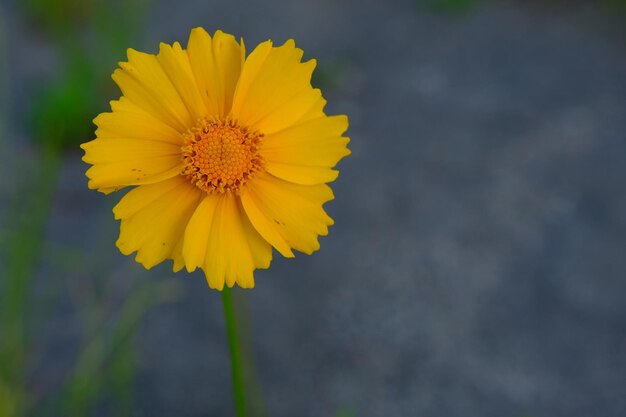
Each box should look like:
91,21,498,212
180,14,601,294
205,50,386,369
222,287,246,417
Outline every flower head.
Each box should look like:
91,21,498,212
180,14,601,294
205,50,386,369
81,28,350,290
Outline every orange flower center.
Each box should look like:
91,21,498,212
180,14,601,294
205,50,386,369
181,119,264,194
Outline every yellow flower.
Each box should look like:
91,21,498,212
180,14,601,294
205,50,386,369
80,28,350,290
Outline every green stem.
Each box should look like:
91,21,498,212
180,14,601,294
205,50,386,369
222,287,246,417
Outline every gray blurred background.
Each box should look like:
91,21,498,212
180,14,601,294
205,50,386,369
1,0,626,416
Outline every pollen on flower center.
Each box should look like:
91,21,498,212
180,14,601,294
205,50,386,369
181,119,264,194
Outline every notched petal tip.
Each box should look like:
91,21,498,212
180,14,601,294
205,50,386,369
92,112,108,127
125,47,145,61
134,251,158,270
338,139,352,158
334,114,350,133
111,67,125,82
173,260,185,273
85,178,120,195
115,238,134,256
305,58,317,71
112,203,124,221
233,275,256,289
191,26,210,36
259,39,274,49
158,41,181,53
86,179,99,191
206,274,225,291
117,52,138,72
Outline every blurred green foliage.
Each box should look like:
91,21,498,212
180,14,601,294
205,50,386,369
58,279,181,417
0,1,183,417
0,143,182,417
0,148,59,417
1,170,181,416
333,408,357,417
30,65,98,151
24,0,151,149
606,0,626,9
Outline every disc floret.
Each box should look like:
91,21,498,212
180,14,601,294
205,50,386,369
182,118,264,194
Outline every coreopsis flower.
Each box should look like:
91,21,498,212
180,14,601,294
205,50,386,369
81,28,350,290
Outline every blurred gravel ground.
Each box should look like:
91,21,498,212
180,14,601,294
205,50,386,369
4,0,626,416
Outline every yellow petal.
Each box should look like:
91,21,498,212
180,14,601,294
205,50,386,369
112,176,181,219
241,171,334,256
94,97,183,145
241,197,274,270
183,193,272,290
181,194,220,272
231,39,318,132
253,88,324,135
263,162,339,185
80,138,182,193
294,95,327,125
114,177,203,269
187,28,245,118
156,41,207,122
230,40,272,118
112,48,193,132
82,138,181,163
172,237,187,273
240,188,294,259
260,115,350,185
